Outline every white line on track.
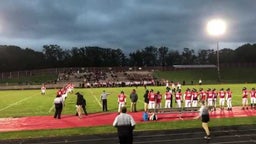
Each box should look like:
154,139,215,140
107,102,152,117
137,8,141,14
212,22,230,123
89,90,102,108
0,96,32,112
24,128,256,144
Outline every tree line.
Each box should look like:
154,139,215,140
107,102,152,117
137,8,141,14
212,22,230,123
0,43,256,72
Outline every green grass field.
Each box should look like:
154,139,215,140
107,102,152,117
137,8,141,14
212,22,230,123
0,84,254,118
0,84,256,140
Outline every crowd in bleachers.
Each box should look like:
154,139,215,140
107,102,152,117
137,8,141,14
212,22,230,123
57,68,158,88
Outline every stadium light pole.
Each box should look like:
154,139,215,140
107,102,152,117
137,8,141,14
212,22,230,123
207,18,226,81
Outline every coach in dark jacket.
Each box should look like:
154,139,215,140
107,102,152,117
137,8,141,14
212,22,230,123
143,89,149,111
75,92,87,117
130,89,138,112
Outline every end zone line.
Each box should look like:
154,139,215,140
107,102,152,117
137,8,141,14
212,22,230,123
0,96,32,112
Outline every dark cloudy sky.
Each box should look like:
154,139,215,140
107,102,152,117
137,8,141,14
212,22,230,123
0,0,255,53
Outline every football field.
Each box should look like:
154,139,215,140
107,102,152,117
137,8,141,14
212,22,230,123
0,83,254,118
0,83,256,142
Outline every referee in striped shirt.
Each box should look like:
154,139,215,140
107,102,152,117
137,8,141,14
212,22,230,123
113,106,136,144
100,90,110,111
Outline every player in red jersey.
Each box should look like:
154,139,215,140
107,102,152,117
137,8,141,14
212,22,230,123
183,88,192,107
155,91,162,109
199,88,207,105
148,89,156,109
250,88,256,109
65,83,74,94
117,91,126,112
41,84,46,95
212,88,218,111
206,88,214,110
57,88,63,97
242,87,249,110
164,89,172,108
218,88,226,110
226,88,232,111
175,89,182,108
61,88,68,101
192,88,199,107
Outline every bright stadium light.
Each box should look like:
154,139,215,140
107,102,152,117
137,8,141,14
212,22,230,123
207,18,226,81
207,19,226,36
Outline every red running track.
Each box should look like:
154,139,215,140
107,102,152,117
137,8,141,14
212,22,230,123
0,107,255,132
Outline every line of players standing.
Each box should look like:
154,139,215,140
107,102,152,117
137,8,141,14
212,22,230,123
145,86,256,111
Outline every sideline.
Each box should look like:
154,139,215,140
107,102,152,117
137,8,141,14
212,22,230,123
0,96,32,112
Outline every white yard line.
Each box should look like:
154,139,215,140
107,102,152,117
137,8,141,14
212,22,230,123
89,90,102,108
0,96,32,112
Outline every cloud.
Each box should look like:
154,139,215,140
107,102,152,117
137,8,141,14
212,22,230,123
0,0,255,52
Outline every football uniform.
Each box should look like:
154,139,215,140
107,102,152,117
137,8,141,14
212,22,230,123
118,93,126,112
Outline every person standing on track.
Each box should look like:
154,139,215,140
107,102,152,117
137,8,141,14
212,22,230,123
192,88,199,107
53,94,64,119
199,88,207,105
130,89,138,112
175,89,182,108
148,89,156,109
242,87,249,110
250,88,256,109
226,88,232,111
164,88,172,108
75,92,88,117
113,106,136,144
194,101,211,140
118,91,126,113
75,92,86,118
207,88,214,110
184,88,192,108
212,88,218,111
219,88,226,110
100,90,110,112
155,91,162,109
143,89,149,112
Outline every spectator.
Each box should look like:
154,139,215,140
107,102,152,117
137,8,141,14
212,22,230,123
113,106,136,144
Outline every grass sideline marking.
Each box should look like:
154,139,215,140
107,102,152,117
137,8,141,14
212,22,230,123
89,90,102,108
0,96,32,112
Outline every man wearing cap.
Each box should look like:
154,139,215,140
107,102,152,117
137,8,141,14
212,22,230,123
113,106,136,144
100,90,110,112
